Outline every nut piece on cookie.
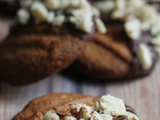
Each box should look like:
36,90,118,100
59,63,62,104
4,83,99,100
98,95,126,117
127,112,139,120
31,1,48,22
45,0,60,10
17,8,30,24
138,44,152,70
154,47,160,55
150,35,160,46
95,18,107,34
43,94,140,120
124,18,141,40
43,110,59,120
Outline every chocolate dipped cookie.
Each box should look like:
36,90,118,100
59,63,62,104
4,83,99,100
13,93,139,120
0,0,106,85
73,0,160,80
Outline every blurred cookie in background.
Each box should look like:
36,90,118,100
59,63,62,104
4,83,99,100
0,0,106,86
71,0,160,80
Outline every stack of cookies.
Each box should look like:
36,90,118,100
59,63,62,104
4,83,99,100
0,0,157,119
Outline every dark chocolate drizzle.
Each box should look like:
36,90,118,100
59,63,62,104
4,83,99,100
125,105,136,115
114,116,128,120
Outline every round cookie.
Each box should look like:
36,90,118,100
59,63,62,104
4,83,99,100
73,0,160,80
0,0,105,85
13,93,139,120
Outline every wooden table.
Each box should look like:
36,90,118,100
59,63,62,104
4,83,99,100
0,18,160,120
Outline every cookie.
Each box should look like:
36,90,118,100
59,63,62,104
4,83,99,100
13,93,139,120
0,24,93,85
0,0,106,85
73,0,160,80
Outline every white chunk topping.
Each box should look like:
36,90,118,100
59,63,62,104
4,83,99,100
47,12,55,23
69,103,86,113
94,101,100,112
31,1,48,22
95,1,115,14
43,95,139,120
101,114,113,120
138,44,152,70
77,17,93,33
115,0,126,10
17,8,30,24
99,95,126,117
78,0,91,9
111,10,126,20
124,18,142,40
96,0,160,37
150,35,160,46
17,0,106,34
64,116,77,120
90,111,103,120
69,9,94,33
128,0,145,9
70,0,80,8
45,0,60,10
43,110,59,120
154,47,160,55
59,0,71,10
92,7,100,17
127,112,139,120
79,106,93,120
95,0,160,69
151,16,160,36
141,21,151,31
95,18,107,34
53,15,65,26
137,5,157,24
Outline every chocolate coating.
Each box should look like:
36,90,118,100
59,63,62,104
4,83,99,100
114,116,128,120
105,20,158,78
126,105,136,115
72,19,158,80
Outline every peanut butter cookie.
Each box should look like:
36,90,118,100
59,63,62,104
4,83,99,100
13,93,139,120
